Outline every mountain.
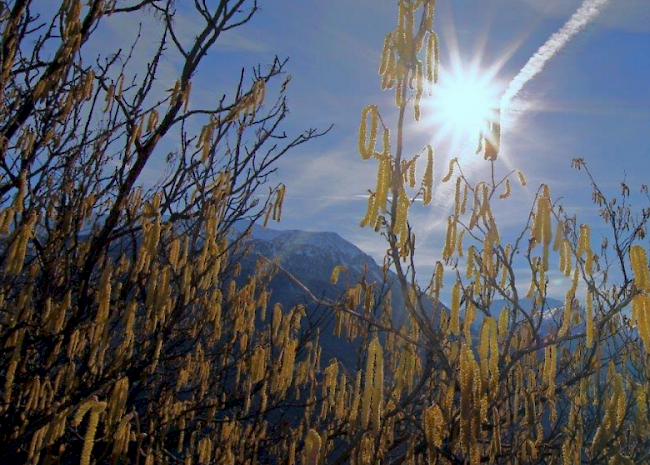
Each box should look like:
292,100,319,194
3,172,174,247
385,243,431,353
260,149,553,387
236,224,417,368
244,223,385,292
490,297,564,334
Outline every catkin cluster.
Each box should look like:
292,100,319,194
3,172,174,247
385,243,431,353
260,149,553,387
360,337,384,435
359,0,440,256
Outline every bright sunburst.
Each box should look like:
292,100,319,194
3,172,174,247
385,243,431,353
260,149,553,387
429,67,501,141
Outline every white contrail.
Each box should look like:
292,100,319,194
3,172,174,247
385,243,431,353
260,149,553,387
501,0,611,107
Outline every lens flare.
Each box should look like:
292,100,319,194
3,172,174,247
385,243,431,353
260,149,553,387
429,67,501,141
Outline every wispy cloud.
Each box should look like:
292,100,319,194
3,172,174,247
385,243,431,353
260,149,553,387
522,0,650,34
208,29,269,53
502,0,611,106
281,148,376,210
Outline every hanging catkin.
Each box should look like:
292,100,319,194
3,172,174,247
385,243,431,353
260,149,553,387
358,105,379,160
304,429,321,465
360,337,384,435
450,282,461,335
631,245,650,292
80,401,107,465
423,403,443,457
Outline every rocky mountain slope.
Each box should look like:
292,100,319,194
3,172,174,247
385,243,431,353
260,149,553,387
236,224,408,367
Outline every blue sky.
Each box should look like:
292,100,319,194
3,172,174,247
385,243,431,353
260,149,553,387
232,1,650,272
91,0,650,298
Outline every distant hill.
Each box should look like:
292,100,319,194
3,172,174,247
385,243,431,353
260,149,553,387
235,225,582,363
236,224,436,368
243,223,386,298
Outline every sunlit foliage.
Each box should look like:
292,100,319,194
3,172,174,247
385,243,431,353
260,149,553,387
0,0,330,463
2,0,650,464
348,0,650,463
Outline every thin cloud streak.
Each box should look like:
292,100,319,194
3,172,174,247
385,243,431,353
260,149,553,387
502,0,611,107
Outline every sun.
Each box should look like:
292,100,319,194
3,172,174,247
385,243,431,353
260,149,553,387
427,67,501,142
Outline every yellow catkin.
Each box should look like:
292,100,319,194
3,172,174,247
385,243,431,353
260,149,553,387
360,194,376,228
422,145,434,205
375,155,391,216
479,182,490,222
457,230,465,257
552,219,564,252
13,171,26,213
636,384,647,430
488,318,499,383
482,220,499,277
498,307,509,339
27,425,47,462
4,213,37,275
499,178,511,199
304,429,321,465
442,216,456,261
464,303,475,343
183,81,193,113
3,328,25,403
453,177,462,219
459,344,474,449
378,34,392,77
563,240,573,277
349,371,362,423
544,345,557,397
330,264,346,285
0,207,15,236
146,109,159,133
434,261,444,293
272,184,286,222
381,40,396,90
560,268,580,337
414,61,424,120
460,183,470,215
450,282,461,335
380,127,390,159
630,245,650,292
423,403,443,457
542,194,552,270
577,224,591,260
361,338,383,434
320,359,339,417
25,376,41,412
479,321,490,377
81,402,106,465
517,171,527,187
499,244,511,289
531,189,548,246
408,159,417,188
586,291,595,348
641,296,650,348
428,261,444,301
93,264,112,344
395,189,410,250
358,105,379,160
107,378,129,426
632,295,650,347
441,158,456,183
334,374,347,420
559,238,567,274
277,338,297,394
425,32,439,87
198,438,212,464
370,339,384,436
466,246,475,279
251,345,267,384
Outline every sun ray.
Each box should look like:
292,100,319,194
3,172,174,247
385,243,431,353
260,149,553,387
426,64,502,146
